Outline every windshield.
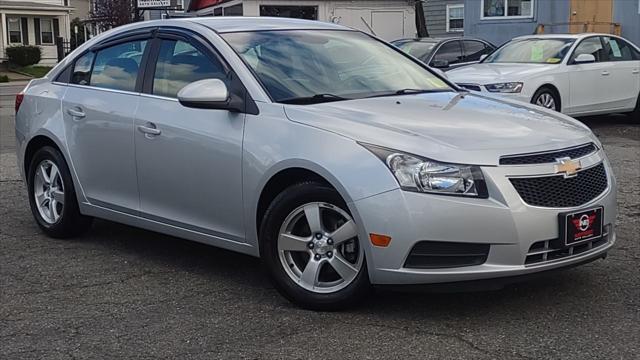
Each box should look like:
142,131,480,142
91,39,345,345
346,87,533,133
484,38,575,64
392,40,437,59
222,30,450,104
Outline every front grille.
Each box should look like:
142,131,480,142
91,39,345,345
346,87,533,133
404,241,490,269
500,143,597,165
525,225,610,265
510,163,608,208
457,83,482,91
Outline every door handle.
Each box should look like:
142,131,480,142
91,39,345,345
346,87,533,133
633,69,639,74
601,71,610,76
66,107,86,118
137,123,161,137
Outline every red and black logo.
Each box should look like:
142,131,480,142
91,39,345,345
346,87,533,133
561,207,603,246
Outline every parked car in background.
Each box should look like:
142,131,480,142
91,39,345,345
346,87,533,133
16,19,617,310
447,34,640,117
391,37,496,71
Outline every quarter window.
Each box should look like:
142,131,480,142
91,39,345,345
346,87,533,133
40,19,54,44
91,40,147,92
482,0,533,18
152,39,227,98
432,41,464,65
571,37,606,63
8,17,22,44
602,37,638,61
446,4,464,32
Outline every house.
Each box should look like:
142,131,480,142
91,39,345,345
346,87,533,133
423,0,465,37
463,0,640,46
0,0,74,64
186,0,418,41
143,0,191,20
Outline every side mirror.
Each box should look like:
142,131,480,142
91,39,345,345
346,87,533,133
479,54,488,61
178,78,233,110
573,53,596,64
431,59,450,69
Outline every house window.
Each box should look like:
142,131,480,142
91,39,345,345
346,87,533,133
482,0,533,18
8,17,22,44
40,19,54,44
446,4,464,32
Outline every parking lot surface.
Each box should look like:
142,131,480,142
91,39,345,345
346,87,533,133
1,84,639,359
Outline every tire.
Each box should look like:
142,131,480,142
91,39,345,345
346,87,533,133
531,87,561,112
630,92,640,118
27,146,93,238
259,181,370,310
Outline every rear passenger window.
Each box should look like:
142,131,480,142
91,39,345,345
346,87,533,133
90,40,147,92
152,39,227,98
71,51,95,85
602,37,637,61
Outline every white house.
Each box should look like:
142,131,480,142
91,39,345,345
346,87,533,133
1,0,74,65
187,0,418,41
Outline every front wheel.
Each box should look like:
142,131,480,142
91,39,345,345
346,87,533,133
260,182,370,310
532,88,561,112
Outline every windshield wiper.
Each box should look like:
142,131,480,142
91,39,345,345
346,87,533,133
279,93,349,105
365,88,450,99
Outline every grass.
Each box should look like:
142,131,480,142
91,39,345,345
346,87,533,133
0,74,9,83
14,65,53,78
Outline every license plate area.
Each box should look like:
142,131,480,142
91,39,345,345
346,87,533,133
559,207,603,247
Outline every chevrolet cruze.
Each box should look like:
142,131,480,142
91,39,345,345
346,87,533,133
15,18,617,310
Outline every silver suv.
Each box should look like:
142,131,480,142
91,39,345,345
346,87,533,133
15,18,617,310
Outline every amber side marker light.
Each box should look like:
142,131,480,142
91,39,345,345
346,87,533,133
369,233,392,247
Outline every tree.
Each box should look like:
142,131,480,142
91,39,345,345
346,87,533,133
91,0,136,32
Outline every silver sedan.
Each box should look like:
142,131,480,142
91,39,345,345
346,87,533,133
15,17,617,310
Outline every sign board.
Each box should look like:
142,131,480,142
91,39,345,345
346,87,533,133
138,0,171,8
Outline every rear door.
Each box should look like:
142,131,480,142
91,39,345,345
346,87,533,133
61,35,150,211
133,30,246,242
600,36,640,111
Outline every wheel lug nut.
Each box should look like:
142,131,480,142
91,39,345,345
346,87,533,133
327,251,333,258
315,233,322,240
314,254,321,261
327,238,334,245
308,242,314,249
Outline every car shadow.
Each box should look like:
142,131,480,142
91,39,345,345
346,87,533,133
75,219,603,315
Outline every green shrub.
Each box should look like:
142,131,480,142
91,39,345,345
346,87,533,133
0,74,9,83
6,46,42,67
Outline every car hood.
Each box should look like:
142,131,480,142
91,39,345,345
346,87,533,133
283,92,594,165
446,63,557,84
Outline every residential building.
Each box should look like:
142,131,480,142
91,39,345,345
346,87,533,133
463,0,640,46
143,0,191,20
423,0,464,37
1,0,74,64
186,0,418,41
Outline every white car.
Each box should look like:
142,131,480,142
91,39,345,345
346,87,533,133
447,34,640,117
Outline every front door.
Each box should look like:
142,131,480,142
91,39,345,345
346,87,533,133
62,38,149,210
570,0,613,33
566,36,611,115
134,35,246,242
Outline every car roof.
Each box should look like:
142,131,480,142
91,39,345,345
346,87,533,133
185,16,350,33
513,33,613,40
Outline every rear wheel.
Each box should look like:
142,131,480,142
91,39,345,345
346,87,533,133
27,146,93,238
532,87,560,112
629,92,640,118
260,182,370,310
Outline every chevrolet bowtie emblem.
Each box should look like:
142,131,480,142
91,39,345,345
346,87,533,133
555,157,582,177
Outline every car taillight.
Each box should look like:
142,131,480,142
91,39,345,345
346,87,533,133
15,92,25,113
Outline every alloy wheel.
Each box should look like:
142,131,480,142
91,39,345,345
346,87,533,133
277,202,363,294
33,160,64,224
535,92,556,110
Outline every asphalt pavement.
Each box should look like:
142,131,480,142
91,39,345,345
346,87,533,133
1,84,639,359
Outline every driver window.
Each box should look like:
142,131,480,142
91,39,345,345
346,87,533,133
432,41,463,66
571,37,605,63
152,39,227,98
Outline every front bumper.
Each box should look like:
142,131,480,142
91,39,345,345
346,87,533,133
353,151,617,285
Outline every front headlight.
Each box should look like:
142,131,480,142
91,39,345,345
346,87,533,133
485,82,523,93
362,144,488,198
